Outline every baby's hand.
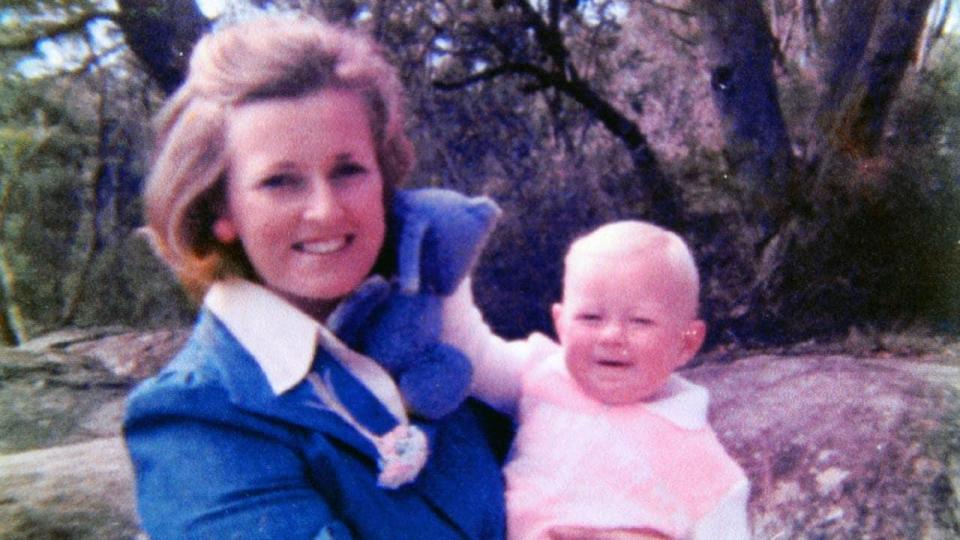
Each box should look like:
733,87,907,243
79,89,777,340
547,525,672,540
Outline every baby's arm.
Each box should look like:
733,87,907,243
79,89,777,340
441,278,558,415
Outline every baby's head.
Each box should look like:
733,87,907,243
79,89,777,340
552,221,706,405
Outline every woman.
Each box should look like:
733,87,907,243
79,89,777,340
124,14,518,539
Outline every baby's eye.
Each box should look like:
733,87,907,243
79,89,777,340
628,317,654,326
576,313,603,323
258,173,301,190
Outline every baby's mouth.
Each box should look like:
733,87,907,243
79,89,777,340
294,236,352,254
596,358,632,368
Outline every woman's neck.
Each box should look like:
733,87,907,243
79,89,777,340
276,291,339,322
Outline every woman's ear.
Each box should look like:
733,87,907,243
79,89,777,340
212,216,238,244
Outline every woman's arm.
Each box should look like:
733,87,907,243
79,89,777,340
125,382,352,540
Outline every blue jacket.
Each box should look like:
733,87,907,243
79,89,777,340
124,189,508,539
124,311,507,539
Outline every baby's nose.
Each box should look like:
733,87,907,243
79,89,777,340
599,321,625,340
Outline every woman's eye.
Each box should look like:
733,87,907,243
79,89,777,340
259,173,300,189
331,161,368,179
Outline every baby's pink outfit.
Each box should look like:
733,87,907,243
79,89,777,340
503,353,750,540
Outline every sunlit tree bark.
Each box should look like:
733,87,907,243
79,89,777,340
917,0,955,69
0,131,42,345
820,0,935,158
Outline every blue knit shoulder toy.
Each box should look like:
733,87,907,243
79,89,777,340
329,188,501,419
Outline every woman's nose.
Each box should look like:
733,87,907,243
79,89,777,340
303,179,345,221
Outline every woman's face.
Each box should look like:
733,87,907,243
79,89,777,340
214,89,386,318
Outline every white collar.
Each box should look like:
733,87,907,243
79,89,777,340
642,374,710,430
204,279,408,422
206,279,425,488
546,354,709,429
205,279,321,394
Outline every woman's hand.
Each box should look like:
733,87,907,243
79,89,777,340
547,525,672,540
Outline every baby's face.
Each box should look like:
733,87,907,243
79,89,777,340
553,251,704,405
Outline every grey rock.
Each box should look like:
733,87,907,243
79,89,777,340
685,354,960,539
17,326,189,380
17,326,130,354
62,327,190,379
0,347,132,455
0,437,141,540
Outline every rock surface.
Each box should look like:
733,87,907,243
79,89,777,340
0,346,130,455
685,354,960,539
19,326,190,380
0,437,140,540
1,329,958,539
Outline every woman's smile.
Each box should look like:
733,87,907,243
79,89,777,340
293,236,352,255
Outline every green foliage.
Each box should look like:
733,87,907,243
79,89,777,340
0,76,87,336
2,0,956,351
757,49,960,340
302,0,960,345
68,234,195,328
1,0,114,80
0,58,192,336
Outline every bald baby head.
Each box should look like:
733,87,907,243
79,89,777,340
564,221,700,319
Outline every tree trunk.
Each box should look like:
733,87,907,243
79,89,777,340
60,87,107,326
0,301,19,346
699,0,795,226
0,172,26,346
115,0,209,95
820,0,935,158
917,0,954,70
821,0,881,110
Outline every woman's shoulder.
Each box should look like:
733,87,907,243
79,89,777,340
126,358,227,424
126,313,241,419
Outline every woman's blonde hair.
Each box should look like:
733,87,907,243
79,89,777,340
144,14,414,297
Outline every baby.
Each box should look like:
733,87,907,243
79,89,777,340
503,221,750,540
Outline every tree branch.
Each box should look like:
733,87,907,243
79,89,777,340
434,57,679,224
514,0,571,74
433,61,552,90
115,0,209,95
637,0,696,17
439,0,682,224
0,11,116,52
548,0,562,31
